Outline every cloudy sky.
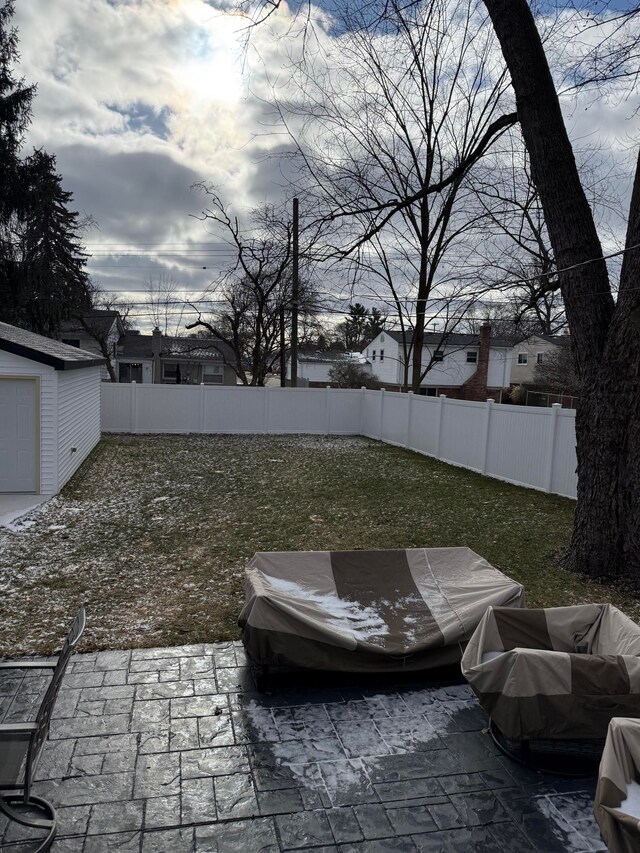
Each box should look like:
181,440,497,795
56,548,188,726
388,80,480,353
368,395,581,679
12,0,640,330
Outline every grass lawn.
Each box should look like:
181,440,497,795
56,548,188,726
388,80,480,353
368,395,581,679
1,433,638,656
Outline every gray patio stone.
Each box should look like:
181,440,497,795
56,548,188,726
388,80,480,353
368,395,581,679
144,794,182,829
327,806,364,843
103,669,129,686
133,752,181,798
141,827,194,852
74,732,139,755
214,772,259,819
102,748,139,774
138,730,170,754
94,650,132,671
353,803,397,840
172,694,229,718
36,738,75,780
33,771,134,807
130,699,171,732
275,809,334,849
448,791,509,826
363,750,461,783
67,752,105,777
88,799,145,835
63,672,105,689
83,830,142,852
318,758,379,807
198,712,235,747
136,680,195,700
57,804,92,837
170,715,200,751
196,817,279,852
385,802,438,836
127,671,161,684
80,684,136,702
129,657,178,673
181,745,250,779
182,776,217,824
50,712,131,740
374,776,444,804
180,655,215,680
257,787,306,816
215,667,254,693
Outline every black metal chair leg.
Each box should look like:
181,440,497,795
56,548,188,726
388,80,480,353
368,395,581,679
0,793,57,852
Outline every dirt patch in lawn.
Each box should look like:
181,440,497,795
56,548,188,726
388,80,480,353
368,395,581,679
1,434,638,656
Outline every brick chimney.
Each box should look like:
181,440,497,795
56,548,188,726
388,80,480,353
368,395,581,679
152,327,162,383
463,322,491,401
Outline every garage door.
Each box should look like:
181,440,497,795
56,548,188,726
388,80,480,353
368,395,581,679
0,379,38,492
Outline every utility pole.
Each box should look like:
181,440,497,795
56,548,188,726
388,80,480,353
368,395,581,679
280,307,286,387
290,197,299,388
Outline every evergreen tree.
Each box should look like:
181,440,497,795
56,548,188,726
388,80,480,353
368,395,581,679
0,4,92,336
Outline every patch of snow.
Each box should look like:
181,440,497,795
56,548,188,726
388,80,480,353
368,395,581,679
618,780,640,819
264,575,390,641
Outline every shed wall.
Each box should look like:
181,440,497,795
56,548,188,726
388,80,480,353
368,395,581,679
57,367,102,489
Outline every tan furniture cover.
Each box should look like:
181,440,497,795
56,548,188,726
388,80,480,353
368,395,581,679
238,547,525,673
461,604,640,740
595,717,640,853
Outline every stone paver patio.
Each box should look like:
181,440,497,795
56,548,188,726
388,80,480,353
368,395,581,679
1,643,606,852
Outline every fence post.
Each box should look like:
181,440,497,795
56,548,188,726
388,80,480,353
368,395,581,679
378,388,385,439
263,386,270,434
130,381,137,433
325,386,332,435
481,398,494,475
200,383,206,433
360,386,367,436
545,403,562,493
405,391,413,449
435,395,446,459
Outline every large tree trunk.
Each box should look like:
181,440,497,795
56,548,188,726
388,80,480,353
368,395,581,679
484,0,640,589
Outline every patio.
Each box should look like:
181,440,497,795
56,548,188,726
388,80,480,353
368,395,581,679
1,642,605,852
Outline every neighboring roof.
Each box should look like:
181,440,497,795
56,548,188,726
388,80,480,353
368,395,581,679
381,330,513,349
0,321,106,370
118,332,234,363
60,310,122,339
297,349,364,364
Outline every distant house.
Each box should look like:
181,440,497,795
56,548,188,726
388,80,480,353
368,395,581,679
510,334,568,385
0,321,104,494
59,310,126,381
286,349,372,386
363,324,512,400
117,328,237,385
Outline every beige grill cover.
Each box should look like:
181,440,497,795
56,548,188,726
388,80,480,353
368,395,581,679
595,717,640,853
239,548,525,673
462,604,640,740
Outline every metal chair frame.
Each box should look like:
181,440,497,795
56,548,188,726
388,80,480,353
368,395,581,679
0,605,86,852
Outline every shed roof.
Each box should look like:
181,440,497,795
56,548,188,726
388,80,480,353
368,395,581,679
0,322,106,370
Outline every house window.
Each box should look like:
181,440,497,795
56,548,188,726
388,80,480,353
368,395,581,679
466,350,478,364
203,364,224,385
119,362,142,383
380,349,384,362
426,387,437,397
536,352,544,365
518,353,528,365
62,339,80,348
163,362,182,383
372,350,376,361
433,350,444,362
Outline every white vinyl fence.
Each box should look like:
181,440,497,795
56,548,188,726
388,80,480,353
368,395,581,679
102,384,577,499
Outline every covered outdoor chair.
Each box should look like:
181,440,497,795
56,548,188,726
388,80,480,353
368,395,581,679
239,547,525,680
0,605,86,853
461,603,640,743
595,717,640,853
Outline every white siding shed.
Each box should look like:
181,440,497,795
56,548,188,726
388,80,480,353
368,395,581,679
0,322,104,495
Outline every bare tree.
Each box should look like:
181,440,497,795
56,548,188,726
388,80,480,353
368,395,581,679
275,0,516,392
534,342,579,395
483,0,640,589
188,188,321,386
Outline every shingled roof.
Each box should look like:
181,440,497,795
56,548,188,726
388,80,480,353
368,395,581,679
0,321,106,370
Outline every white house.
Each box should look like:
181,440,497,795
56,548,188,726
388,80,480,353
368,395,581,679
0,322,105,495
510,334,567,385
60,309,126,381
286,349,371,386
363,324,512,399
